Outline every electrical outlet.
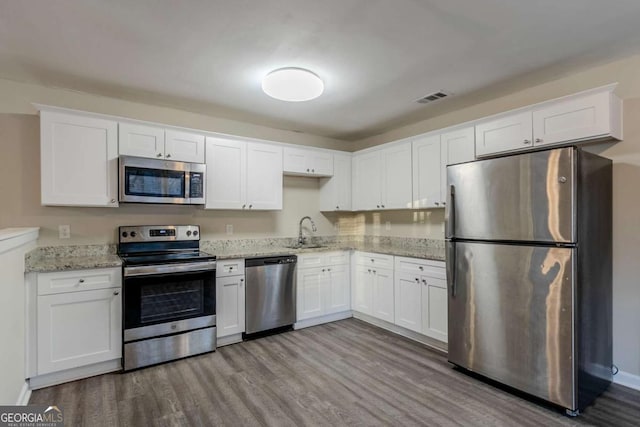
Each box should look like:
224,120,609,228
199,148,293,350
58,225,71,239
225,224,233,235
385,221,391,231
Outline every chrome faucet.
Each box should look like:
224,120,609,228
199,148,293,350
298,216,317,246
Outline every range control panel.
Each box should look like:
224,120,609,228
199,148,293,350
119,225,200,243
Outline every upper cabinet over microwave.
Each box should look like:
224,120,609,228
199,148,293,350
119,122,205,163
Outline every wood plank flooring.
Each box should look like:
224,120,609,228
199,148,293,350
30,319,640,426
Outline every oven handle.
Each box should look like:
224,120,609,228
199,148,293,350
124,261,217,277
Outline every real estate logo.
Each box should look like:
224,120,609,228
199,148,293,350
0,405,63,427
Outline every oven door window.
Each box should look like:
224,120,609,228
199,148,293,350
124,270,215,330
124,166,186,198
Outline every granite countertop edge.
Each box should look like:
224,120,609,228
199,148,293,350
25,243,444,273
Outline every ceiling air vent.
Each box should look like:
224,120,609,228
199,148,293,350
416,91,450,104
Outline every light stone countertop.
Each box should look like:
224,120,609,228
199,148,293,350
24,237,445,273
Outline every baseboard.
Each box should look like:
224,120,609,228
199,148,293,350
217,333,243,347
16,382,31,405
29,359,121,390
294,311,353,330
353,311,448,354
614,370,640,391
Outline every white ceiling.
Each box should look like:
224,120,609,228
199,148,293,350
2,0,640,140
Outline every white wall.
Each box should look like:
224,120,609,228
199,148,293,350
0,229,38,405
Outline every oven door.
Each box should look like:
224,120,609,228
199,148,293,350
123,265,215,342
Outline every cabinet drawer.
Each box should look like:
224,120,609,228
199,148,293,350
355,252,394,269
297,254,325,268
37,268,121,296
325,251,349,266
395,256,445,279
217,259,245,278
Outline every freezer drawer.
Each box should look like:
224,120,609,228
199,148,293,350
447,241,575,410
446,147,575,243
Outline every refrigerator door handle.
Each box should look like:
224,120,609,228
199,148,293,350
446,241,456,297
445,184,455,239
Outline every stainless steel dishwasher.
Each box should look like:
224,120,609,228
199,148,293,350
245,255,297,335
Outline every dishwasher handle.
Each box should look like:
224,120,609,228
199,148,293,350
245,255,297,267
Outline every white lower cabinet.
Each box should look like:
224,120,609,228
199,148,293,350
216,259,246,340
353,252,394,323
29,267,122,385
394,257,448,342
296,252,351,327
353,265,373,315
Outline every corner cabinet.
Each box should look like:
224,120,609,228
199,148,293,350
205,137,283,210
319,153,352,211
40,111,119,207
352,143,412,210
27,267,122,388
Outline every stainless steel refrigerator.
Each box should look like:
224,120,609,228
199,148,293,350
445,146,612,415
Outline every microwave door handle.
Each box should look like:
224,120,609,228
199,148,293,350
185,171,191,202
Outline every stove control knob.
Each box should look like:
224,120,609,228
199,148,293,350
186,231,192,236
193,230,199,236
121,231,128,238
130,231,137,238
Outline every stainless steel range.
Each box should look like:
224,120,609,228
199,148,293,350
118,225,216,371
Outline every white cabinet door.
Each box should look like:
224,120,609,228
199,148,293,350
164,129,205,163
372,268,394,323
205,137,247,209
412,134,442,209
381,143,413,209
475,111,533,157
118,122,165,159
283,147,308,174
532,91,613,147
319,153,352,211
326,264,350,314
297,267,325,321
394,272,422,333
246,142,283,210
353,265,373,315
310,150,333,176
216,275,245,337
442,126,475,166
40,111,119,207
37,288,121,375
421,276,448,342
352,151,381,210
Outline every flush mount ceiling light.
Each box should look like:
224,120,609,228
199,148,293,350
262,68,324,102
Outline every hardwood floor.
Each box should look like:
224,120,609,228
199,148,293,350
31,319,640,426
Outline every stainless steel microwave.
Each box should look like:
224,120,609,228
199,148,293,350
119,156,206,205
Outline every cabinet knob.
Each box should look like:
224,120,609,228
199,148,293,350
373,270,376,274
415,277,420,282
376,205,380,208
328,268,331,272
336,206,339,210
368,269,371,273
242,204,246,209
422,279,427,285
435,202,440,206
113,290,120,295
535,138,543,143
419,266,424,271
322,268,326,272
157,153,163,157
79,279,85,283
523,139,531,144
110,199,116,204
312,169,315,173
307,168,310,172
381,204,385,208
166,153,172,158
249,204,253,209
442,202,446,206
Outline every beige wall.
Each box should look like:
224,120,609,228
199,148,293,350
0,114,356,245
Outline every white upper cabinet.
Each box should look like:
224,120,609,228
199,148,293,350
353,142,412,211
283,147,333,177
164,129,205,163
205,137,246,209
205,138,282,210
476,86,622,157
119,124,205,163
532,90,622,147
319,153,352,211
246,142,283,210
40,111,119,207
118,122,165,159
475,111,533,157
441,127,475,166
381,143,413,209
412,134,442,209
